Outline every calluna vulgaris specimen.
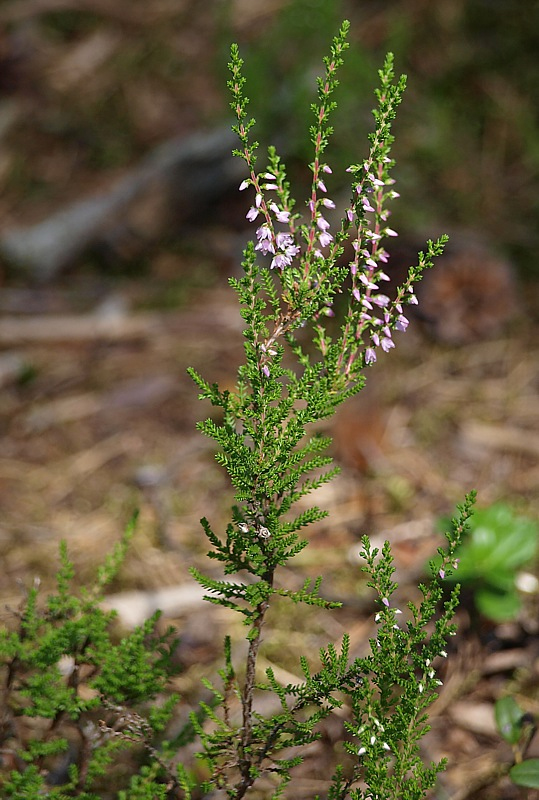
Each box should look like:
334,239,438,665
0,19,475,800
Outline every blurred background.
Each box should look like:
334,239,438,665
0,1,538,797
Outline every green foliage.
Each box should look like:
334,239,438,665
0,516,180,799
435,502,538,621
496,695,526,746
494,695,538,789
509,759,539,789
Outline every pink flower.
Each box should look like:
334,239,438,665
246,207,259,222
395,315,409,332
318,180,327,193
239,179,249,191
317,215,330,232
275,208,290,223
271,254,290,270
365,348,377,364
276,232,294,249
318,231,333,248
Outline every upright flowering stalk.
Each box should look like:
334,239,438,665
187,21,468,800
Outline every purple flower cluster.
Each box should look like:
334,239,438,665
342,163,419,365
240,155,421,375
242,174,301,271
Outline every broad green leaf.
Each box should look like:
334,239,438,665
476,586,521,622
495,696,523,744
510,759,539,788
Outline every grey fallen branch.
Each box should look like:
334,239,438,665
0,126,242,280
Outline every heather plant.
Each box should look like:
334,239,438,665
0,20,476,800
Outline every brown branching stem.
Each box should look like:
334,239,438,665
234,571,274,800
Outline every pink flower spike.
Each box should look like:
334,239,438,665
246,207,259,222
239,179,249,191
365,347,377,364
